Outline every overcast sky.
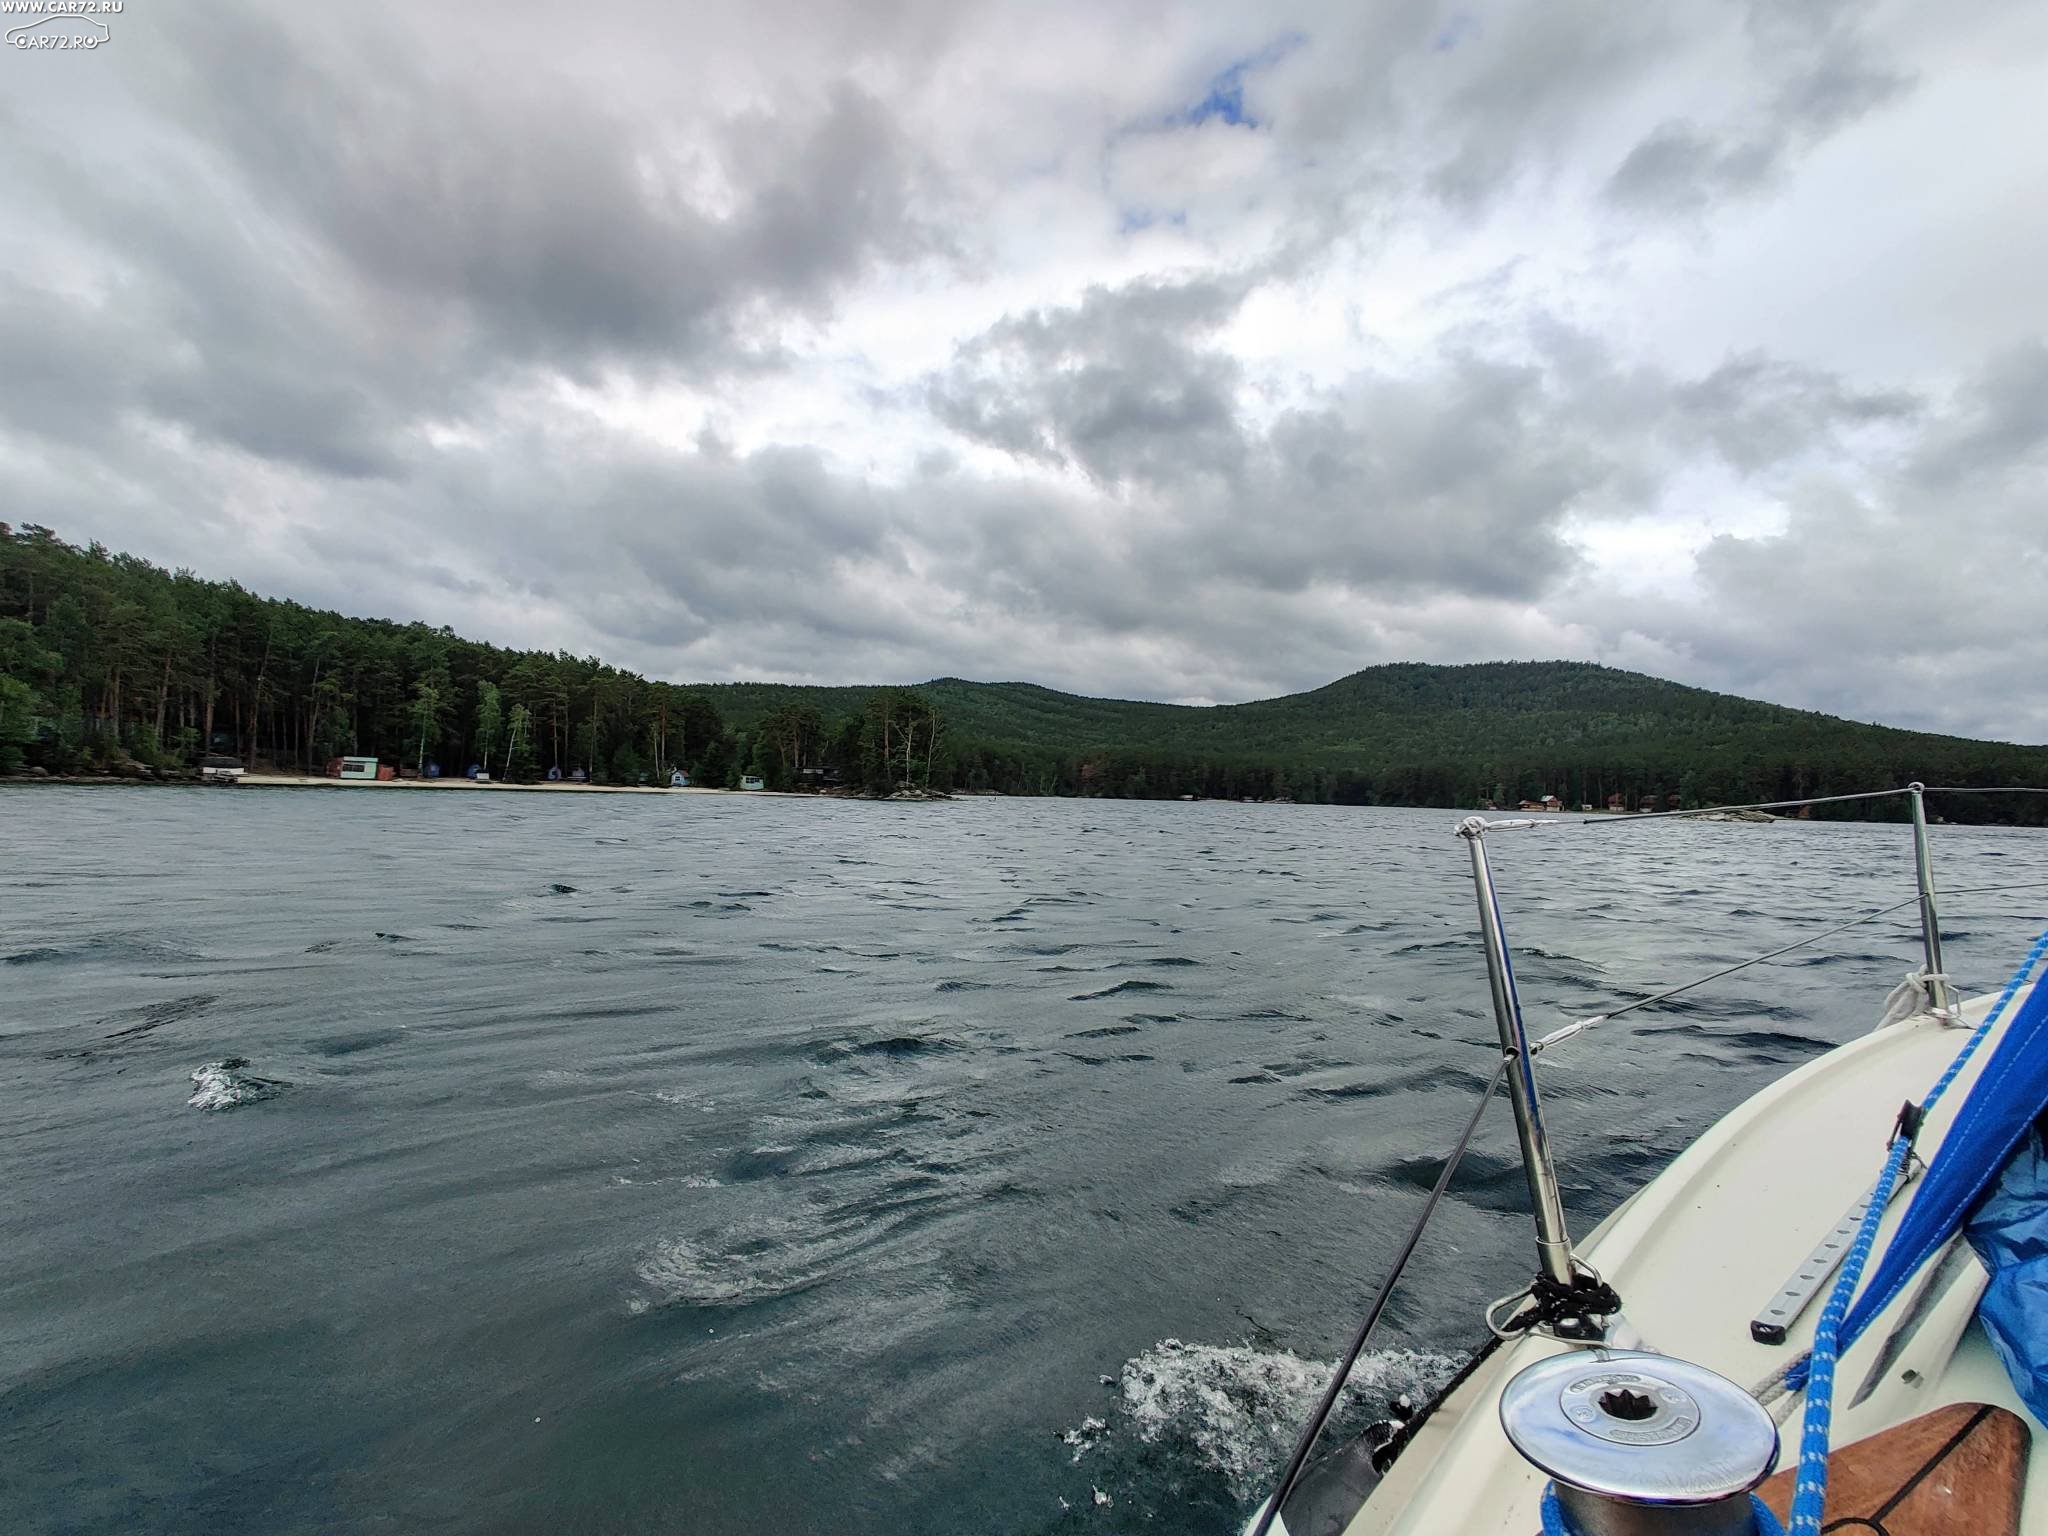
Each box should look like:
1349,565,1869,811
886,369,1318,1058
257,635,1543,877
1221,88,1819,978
4,1,2044,740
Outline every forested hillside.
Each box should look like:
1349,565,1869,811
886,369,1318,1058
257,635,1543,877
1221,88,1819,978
0,524,933,794
4,524,2045,817
706,670,2048,816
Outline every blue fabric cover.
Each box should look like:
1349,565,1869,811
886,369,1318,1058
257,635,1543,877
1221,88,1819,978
1966,1125,2048,1422
1834,978,2048,1385
1539,1484,1785,1536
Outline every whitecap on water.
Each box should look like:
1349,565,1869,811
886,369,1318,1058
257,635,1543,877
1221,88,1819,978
634,1212,872,1309
634,1191,935,1312
187,1059,287,1111
1094,1336,1463,1504
651,1088,717,1111
636,1239,777,1307
1060,1415,1108,1464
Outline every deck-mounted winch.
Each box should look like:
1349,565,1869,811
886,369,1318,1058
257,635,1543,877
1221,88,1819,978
1499,1350,1780,1536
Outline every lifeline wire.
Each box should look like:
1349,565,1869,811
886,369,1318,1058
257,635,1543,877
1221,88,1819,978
1477,783,2048,831
1532,881,2048,1054
1248,1052,1509,1536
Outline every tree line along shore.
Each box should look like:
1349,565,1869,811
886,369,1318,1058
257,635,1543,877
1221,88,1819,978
4,524,2046,820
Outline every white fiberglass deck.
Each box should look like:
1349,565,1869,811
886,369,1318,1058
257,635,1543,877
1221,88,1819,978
1347,985,2043,1535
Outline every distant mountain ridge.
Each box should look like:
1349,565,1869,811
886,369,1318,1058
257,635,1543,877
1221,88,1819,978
696,661,2048,813
3,523,2041,816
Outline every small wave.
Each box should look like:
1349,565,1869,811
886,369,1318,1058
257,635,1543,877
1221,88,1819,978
99,993,217,1041
1636,1022,1833,1060
722,1145,801,1181
808,1033,965,1065
1066,1025,1142,1039
636,1238,790,1307
1295,1061,1490,1103
1069,980,1171,1001
853,1034,962,1058
309,1028,405,1057
1373,1146,1533,1211
188,1059,287,1111
651,1089,717,1111
1393,939,1475,957
6,935,198,967
935,979,992,993
546,883,579,895
635,1200,924,1311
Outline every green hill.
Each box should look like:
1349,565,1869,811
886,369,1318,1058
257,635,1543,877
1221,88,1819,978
696,663,2048,814
2,523,2043,817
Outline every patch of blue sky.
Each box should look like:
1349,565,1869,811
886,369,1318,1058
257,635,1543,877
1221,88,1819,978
1117,206,1189,235
1106,31,1306,233
1147,31,1308,133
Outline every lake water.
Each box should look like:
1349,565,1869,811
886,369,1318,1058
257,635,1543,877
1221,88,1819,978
3,788,2045,1534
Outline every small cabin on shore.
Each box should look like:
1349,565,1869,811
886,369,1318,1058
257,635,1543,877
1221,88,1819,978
332,756,383,781
740,775,766,791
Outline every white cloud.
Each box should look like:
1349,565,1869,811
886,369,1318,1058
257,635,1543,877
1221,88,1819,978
1,0,2044,740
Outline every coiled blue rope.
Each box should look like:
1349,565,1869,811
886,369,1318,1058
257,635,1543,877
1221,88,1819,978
1783,927,2048,1533
1540,1483,1785,1535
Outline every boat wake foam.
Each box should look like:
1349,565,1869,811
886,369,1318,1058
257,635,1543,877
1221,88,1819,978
1089,1336,1463,1504
187,1059,287,1111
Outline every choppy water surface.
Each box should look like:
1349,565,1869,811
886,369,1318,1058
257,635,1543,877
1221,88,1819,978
4,789,2045,1534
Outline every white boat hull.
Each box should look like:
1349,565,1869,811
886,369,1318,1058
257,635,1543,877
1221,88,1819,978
1340,985,2042,1534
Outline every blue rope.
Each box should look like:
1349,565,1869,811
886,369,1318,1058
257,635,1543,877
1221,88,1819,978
1785,1133,1912,1533
1540,1482,1785,1535
1783,927,2048,1533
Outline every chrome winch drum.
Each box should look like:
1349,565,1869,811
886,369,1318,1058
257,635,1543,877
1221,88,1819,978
1499,1350,1780,1536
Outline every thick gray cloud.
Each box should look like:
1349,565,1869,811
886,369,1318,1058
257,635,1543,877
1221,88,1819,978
1608,346,2048,739
155,10,937,368
1,0,2044,741
1605,4,1911,214
931,278,1252,485
0,1,943,475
